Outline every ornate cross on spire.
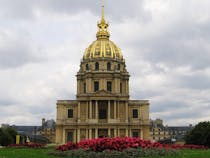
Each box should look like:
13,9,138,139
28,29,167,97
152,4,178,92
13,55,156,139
96,0,110,39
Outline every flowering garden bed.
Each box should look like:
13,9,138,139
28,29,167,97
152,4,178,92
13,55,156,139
7,142,46,148
49,137,208,158
56,137,207,152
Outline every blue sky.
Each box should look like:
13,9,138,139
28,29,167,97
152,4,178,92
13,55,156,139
0,0,210,126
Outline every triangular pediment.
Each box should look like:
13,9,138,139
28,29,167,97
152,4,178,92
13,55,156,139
95,90,116,96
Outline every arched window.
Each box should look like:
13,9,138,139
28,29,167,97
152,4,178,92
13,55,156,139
86,64,89,70
107,62,111,70
95,62,99,70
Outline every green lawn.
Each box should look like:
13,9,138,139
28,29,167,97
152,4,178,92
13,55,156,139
0,148,55,158
0,148,210,158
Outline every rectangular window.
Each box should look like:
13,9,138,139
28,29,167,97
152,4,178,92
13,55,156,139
84,83,86,93
132,109,138,118
99,109,107,119
120,82,122,93
107,81,112,92
94,81,99,92
132,131,139,138
68,109,73,118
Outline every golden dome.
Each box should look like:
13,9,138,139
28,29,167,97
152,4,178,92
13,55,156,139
83,2,123,60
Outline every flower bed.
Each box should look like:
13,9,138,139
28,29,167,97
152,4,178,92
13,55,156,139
51,148,178,158
8,142,46,148
163,144,208,150
52,137,209,158
77,137,162,151
56,137,208,152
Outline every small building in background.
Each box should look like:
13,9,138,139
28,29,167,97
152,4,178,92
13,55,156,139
1,118,56,144
38,118,56,143
150,119,170,142
150,119,194,144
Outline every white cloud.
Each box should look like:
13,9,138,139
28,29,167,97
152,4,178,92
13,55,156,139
0,0,210,126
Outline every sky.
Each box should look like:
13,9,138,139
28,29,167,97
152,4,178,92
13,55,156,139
0,0,210,126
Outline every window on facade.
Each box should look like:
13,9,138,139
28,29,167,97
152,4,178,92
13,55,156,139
107,81,112,92
107,62,111,70
67,132,73,142
68,109,73,118
120,82,122,93
132,109,138,118
99,109,107,119
94,81,99,92
95,62,99,70
84,83,86,93
117,64,120,70
86,64,89,70
132,131,139,138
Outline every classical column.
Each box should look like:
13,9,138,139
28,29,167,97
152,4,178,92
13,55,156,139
125,102,128,122
95,128,98,138
88,78,92,93
118,128,120,137
108,128,111,137
62,129,66,144
108,100,111,121
114,101,116,119
129,129,132,137
78,102,80,122
77,80,81,94
114,78,118,93
89,101,92,119
86,101,88,120
96,101,98,120
125,129,128,137
127,80,129,94
77,129,80,142
114,128,117,137
89,129,92,139
73,129,76,143
86,129,88,139
117,101,119,118
140,129,143,139
126,80,129,94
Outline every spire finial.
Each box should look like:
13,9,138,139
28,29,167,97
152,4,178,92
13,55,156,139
96,0,110,39
101,0,105,21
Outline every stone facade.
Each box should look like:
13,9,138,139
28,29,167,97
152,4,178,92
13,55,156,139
150,119,170,142
38,118,56,143
55,4,150,144
150,119,194,143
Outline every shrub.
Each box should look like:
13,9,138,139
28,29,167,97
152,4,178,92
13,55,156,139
0,127,17,146
185,121,210,148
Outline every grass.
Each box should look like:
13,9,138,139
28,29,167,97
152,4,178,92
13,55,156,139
0,147,55,158
0,148,210,158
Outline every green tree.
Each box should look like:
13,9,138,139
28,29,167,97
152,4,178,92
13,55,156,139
185,121,210,147
0,127,17,146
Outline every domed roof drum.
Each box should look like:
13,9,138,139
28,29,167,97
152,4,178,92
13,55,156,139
83,3,123,60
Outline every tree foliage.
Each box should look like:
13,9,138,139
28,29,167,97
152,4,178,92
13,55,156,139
0,127,17,146
185,121,210,147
